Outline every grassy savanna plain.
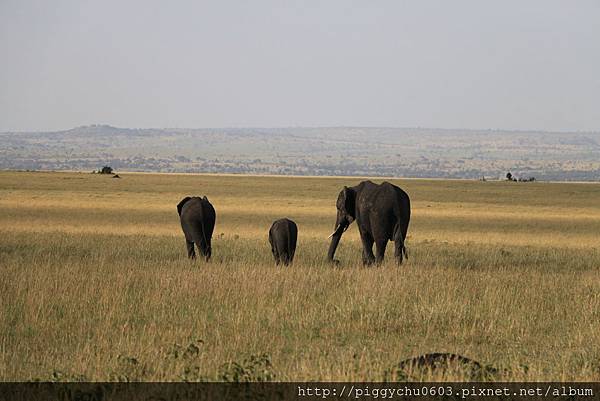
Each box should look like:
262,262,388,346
1,171,599,381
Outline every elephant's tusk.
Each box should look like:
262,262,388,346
328,225,340,239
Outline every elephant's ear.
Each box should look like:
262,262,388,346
177,197,192,216
338,186,356,220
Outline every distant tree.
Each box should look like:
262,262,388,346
506,172,513,181
100,166,113,174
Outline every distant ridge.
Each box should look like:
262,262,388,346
1,126,600,180
5,124,599,136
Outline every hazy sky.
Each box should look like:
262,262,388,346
1,0,598,132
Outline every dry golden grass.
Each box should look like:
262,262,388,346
1,171,599,381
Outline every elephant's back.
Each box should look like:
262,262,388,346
271,218,297,231
180,197,202,216
181,197,215,220
381,182,411,211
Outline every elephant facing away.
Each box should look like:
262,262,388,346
177,196,216,261
327,181,410,266
269,218,298,266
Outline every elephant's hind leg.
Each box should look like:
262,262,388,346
393,240,405,265
393,224,405,266
203,244,211,262
272,247,281,265
360,231,376,266
375,239,388,265
186,240,196,259
281,252,292,266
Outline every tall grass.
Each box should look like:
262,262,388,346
1,171,599,381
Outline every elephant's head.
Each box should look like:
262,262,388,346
327,186,355,262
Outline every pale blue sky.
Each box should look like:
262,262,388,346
1,0,598,131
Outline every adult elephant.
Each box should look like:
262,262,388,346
269,218,298,266
177,196,216,261
327,181,410,266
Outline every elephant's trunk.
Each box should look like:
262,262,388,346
327,221,348,261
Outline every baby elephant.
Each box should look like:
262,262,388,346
268,218,298,266
177,196,216,261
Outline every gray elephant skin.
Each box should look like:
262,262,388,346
177,196,216,261
269,218,298,266
327,181,410,265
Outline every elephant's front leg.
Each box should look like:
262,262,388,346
359,231,375,266
186,240,196,259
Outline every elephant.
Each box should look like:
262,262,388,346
327,180,410,266
177,196,216,261
269,218,298,266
